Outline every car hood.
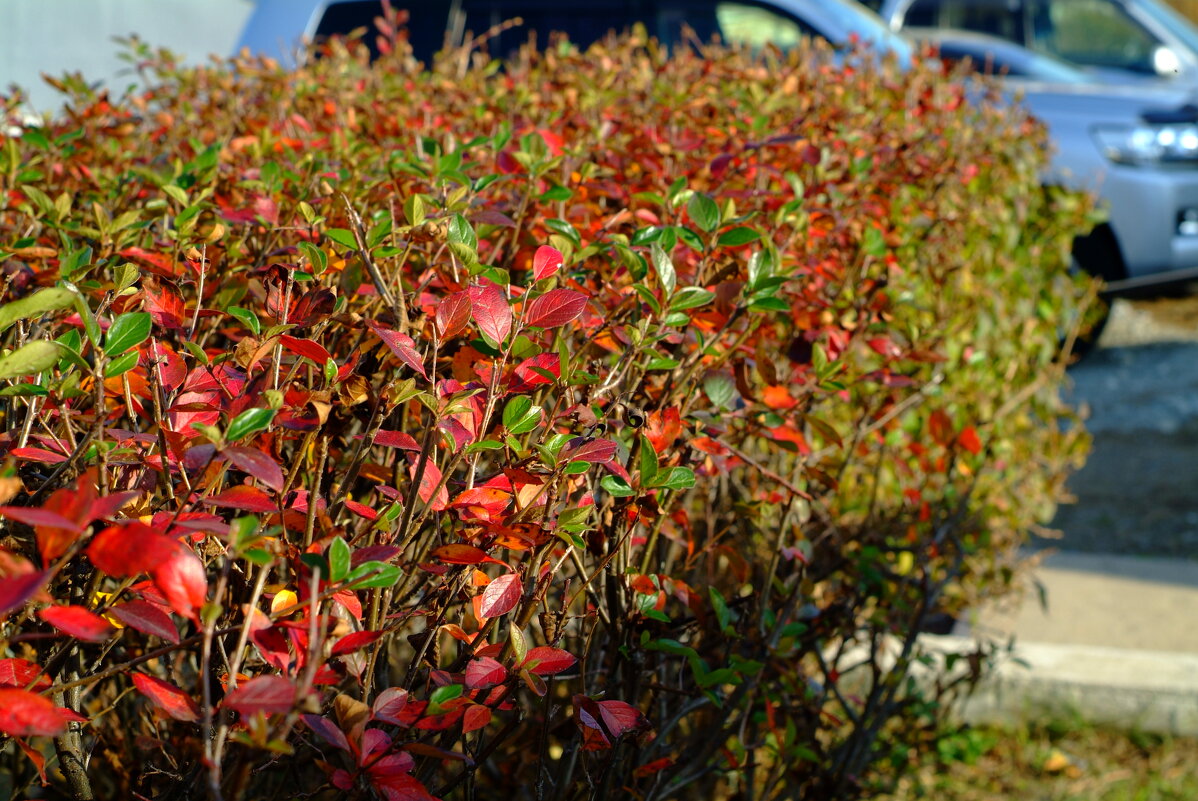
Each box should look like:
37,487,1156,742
1011,80,1198,124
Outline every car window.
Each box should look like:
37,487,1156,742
1027,0,1162,73
711,2,813,48
903,0,1027,43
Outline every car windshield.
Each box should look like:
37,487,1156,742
1132,0,1198,58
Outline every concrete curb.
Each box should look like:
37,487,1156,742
920,634,1198,735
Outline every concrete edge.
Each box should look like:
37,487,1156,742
917,634,1198,735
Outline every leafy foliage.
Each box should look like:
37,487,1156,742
0,14,1092,801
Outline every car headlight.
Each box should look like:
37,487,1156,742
1092,124,1198,165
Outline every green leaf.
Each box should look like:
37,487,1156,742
651,466,696,491
447,214,477,250
226,408,276,443
539,184,573,202
502,396,542,435
328,537,350,583
703,373,736,409
509,623,528,663
0,340,61,380
0,287,76,333
863,226,887,258
749,297,790,313
717,227,760,247
670,287,715,312
297,240,328,275
638,435,658,487
325,228,358,249
428,684,463,713
687,192,720,233
104,312,151,356
104,349,139,378
649,243,676,297
403,194,427,227
600,475,635,498
73,295,102,348
545,218,580,246
345,560,401,588
709,587,731,631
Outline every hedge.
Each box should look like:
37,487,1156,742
0,15,1093,801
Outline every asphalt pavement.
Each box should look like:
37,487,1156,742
936,296,1198,734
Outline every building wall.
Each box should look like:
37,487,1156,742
0,0,254,115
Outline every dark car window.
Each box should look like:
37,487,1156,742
903,0,1027,44
312,0,823,62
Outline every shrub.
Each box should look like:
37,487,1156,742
0,20,1092,801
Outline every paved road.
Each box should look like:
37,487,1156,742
1049,296,1198,556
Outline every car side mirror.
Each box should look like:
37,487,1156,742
1154,45,1182,77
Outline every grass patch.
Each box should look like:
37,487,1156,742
887,720,1198,800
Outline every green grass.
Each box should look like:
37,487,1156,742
886,719,1198,801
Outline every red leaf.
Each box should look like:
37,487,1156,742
0,658,51,691
370,429,421,450
573,696,651,747
89,523,206,620
87,490,141,524
223,675,294,716
468,283,512,345
39,605,113,642
222,447,286,493
367,320,427,379
201,485,278,512
478,573,521,619
563,437,619,464
450,488,511,514
435,290,472,340
644,407,682,455
521,646,577,676
109,600,180,644
957,426,983,456
87,522,175,577
533,245,564,282
132,673,199,722
303,714,352,751
0,688,82,737
596,699,651,738
151,543,207,621
410,459,448,511
430,544,489,565
345,499,378,520
372,687,409,725
465,657,507,689
10,446,69,463
15,736,48,785
929,409,954,447
330,630,384,657
0,569,48,619
280,334,332,365
0,506,78,530
508,353,560,393
523,288,588,329
143,281,187,331
462,704,491,733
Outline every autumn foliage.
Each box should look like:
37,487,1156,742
0,12,1092,801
